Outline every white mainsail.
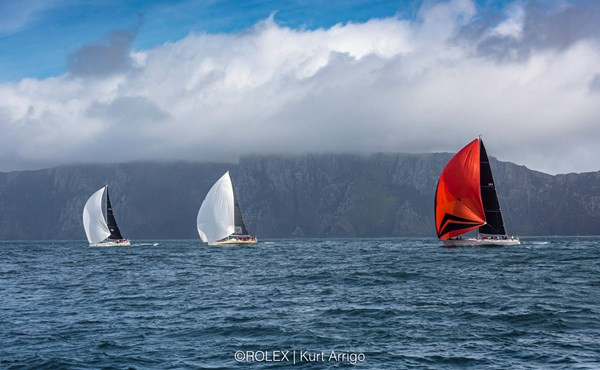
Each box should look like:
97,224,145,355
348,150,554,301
82,186,111,244
197,172,236,243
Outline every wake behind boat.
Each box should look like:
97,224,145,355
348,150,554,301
435,137,520,247
82,185,130,247
197,171,257,246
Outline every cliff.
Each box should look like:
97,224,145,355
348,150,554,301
0,154,598,239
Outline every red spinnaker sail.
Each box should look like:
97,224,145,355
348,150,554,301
435,138,486,239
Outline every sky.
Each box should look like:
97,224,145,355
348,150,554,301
0,0,599,174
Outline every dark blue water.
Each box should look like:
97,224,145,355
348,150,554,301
1,238,599,369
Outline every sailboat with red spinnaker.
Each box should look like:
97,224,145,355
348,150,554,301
435,137,520,247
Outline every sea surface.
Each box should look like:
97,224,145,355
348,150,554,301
1,238,599,369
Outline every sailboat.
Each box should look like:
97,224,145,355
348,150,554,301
435,137,520,247
82,185,131,247
197,171,257,245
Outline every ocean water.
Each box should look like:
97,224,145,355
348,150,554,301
1,238,599,369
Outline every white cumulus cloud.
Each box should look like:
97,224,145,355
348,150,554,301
0,0,599,174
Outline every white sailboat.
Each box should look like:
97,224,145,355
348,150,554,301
197,171,257,245
82,185,131,247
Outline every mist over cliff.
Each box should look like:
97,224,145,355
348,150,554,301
0,153,599,240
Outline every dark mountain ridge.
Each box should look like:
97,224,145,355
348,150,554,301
0,153,598,240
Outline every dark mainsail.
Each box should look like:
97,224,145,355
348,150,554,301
105,186,124,240
230,177,249,235
478,140,506,235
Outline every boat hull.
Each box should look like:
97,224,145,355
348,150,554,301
442,237,520,247
89,239,131,247
210,240,258,245
209,236,258,246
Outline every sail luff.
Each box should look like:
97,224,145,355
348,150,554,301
105,186,124,240
478,139,507,235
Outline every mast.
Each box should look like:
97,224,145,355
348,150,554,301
229,172,249,235
478,139,506,235
105,185,124,240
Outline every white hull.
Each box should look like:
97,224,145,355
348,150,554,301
209,235,257,246
442,237,520,247
89,239,131,247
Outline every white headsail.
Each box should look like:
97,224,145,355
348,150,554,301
197,172,236,243
82,186,111,244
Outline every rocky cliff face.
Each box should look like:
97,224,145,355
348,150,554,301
0,154,598,240
0,162,231,240
236,153,447,237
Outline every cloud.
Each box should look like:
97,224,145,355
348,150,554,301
0,0,61,36
0,0,599,174
466,0,600,61
589,74,600,94
67,23,140,77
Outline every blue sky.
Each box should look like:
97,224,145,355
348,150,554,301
0,0,427,81
0,0,599,174
0,0,522,81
